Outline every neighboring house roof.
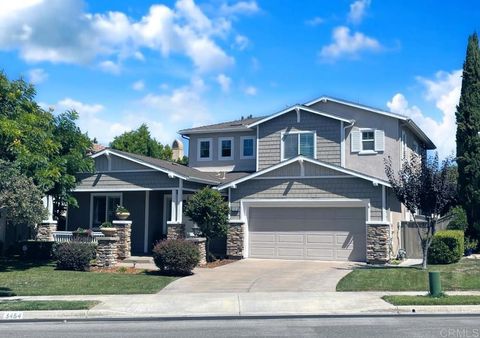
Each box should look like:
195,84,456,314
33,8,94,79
91,148,220,185
216,155,391,190
178,116,265,135
304,95,436,149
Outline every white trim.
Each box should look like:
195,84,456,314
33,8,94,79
177,180,183,223
217,155,391,190
359,128,376,152
228,187,231,220
74,188,198,192
256,126,259,171
144,191,150,253
252,175,355,180
280,130,317,161
340,121,345,167
170,189,177,223
163,194,170,234
179,127,249,135
197,138,213,161
218,137,234,161
239,198,370,258
247,104,351,128
91,149,188,180
358,150,378,155
240,136,256,160
89,192,123,229
106,152,112,171
382,185,386,222
95,169,157,173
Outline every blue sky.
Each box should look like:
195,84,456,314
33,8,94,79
1,0,478,157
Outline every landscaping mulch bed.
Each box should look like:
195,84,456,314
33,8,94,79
202,259,237,269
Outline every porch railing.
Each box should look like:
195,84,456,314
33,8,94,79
52,231,105,243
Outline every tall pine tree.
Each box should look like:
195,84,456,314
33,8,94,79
456,32,480,238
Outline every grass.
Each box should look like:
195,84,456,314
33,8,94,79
0,259,177,296
337,259,480,291
382,295,480,306
0,300,99,311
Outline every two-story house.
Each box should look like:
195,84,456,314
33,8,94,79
67,96,434,263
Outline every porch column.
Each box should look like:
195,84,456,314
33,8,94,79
177,180,183,223
170,189,177,223
167,189,185,240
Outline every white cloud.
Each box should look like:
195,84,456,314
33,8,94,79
386,69,462,159
220,1,260,16
132,80,145,91
98,60,121,74
305,17,324,26
348,0,371,24
216,74,232,93
0,0,242,73
244,85,257,96
319,26,381,61
28,68,48,84
233,34,249,50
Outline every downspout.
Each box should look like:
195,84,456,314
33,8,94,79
341,120,355,167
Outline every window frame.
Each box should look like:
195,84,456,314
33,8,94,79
197,138,213,161
280,130,317,160
401,130,407,160
240,136,256,159
89,193,123,229
359,128,376,154
218,137,234,161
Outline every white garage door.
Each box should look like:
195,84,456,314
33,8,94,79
248,207,366,261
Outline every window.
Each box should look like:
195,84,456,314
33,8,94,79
91,194,121,228
282,131,315,160
197,138,212,161
401,131,407,159
361,131,375,151
240,136,255,159
218,137,234,160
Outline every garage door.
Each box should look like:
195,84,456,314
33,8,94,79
248,207,366,261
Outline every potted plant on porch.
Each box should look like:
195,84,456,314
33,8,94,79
115,205,130,220
72,227,92,241
100,221,117,237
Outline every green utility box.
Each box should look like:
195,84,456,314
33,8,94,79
429,271,442,297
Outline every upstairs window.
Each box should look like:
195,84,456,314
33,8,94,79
351,129,385,154
361,131,375,151
241,136,255,159
198,138,212,161
282,131,316,160
219,137,234,160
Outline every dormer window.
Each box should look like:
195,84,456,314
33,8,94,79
282,131,316,160
197,138,212,161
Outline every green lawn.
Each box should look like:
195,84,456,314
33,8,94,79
382,295,480,306
0,300,100,311
0,259,177,296
337,259,480,291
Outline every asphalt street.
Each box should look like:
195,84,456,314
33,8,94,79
1,315,480,337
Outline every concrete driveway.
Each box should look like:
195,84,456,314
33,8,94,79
161,259,360,293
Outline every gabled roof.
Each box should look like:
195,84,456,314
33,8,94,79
305,95,436,149
91,149,220,184
178,116,265,135
246,104,352,128
216,155,391,190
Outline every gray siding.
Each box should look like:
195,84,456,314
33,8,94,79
76,172,179,191
123,191,146,254
258,111,341,170
230,177,382,221
67,192,91,230
189,131,256,172
183,180,209,190
260,161,342,177
94,154,147,171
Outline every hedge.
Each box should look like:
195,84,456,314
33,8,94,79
428,230,464,264
53,242,97,271
152,239,200,275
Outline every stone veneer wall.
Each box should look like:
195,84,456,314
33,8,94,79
186,237,207,266
367,223,390,264
167,223,185,240
96,237,118,268
36,221,57,241
226,222,244,258
113,220,131,259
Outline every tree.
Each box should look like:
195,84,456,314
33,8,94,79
385,154,457,269
0,72,93,221
456,32,480,239
184,187,229,261
110,124,173,160
0,160,46,227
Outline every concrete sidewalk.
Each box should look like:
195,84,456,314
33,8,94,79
3,291,480,321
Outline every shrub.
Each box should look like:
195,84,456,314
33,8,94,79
18,241,54,260
464,237,478,255
0,290,16,297
428,230,464,264
152,239,200,275
447,206,468,231
53,242,97,271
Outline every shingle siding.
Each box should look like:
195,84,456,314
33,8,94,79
75,172,179,191
230,177,382,221
258,111,341,170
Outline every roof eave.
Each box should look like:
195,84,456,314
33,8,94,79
178,127,253,135
405,119,436,150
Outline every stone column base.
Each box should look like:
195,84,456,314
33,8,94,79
113,220,132,259
36,221,57,241
226,222,244,259
96,237,118,268
186,237,207,266
167,222,185,240
367,223,390,264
